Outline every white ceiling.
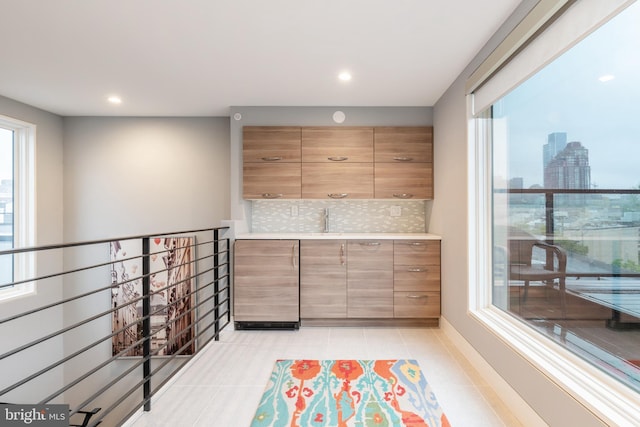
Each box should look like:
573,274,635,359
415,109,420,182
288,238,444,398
0,0,521,117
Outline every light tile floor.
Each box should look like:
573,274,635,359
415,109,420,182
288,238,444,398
126,325,524,427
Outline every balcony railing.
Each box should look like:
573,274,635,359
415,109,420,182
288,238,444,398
501,188,640,279
0,227,230,427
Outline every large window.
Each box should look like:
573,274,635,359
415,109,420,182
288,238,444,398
470,0,640,423
0,116,36,300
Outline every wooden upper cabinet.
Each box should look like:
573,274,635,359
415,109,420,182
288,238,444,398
243,163,301,199
374,127,433,163
243,126,301,162
242,126,302,199
302,127,374,162
302,163,374,199
374,163,433,199
374,126,434,200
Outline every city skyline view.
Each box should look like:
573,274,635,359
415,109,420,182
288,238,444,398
493,2,640,190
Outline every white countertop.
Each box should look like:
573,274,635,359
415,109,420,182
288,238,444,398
235,232,441,240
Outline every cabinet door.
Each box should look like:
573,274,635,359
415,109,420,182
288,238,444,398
243,163,301,199
302,127,374,162
302,163,373,199
300,240,347,318
243,126,301,162
233,240,299,322
374,163,433,199
374,127,433,163
347,240,393,318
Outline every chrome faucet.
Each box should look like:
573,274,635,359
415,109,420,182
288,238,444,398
323,208,330,233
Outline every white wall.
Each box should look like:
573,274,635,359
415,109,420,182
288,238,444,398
431,1,606,425
0,95,65,402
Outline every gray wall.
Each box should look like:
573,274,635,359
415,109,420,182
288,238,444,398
60,116,231,423
63,117,230,240
431,1,605,425
0,95,65,402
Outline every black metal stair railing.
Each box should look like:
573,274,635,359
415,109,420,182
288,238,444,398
0,227,231,427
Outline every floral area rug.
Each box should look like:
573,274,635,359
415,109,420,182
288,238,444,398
251,359,451,427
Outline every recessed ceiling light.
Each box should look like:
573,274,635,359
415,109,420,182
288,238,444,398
338,71,352,82
598,74,615,83
107,96,122,104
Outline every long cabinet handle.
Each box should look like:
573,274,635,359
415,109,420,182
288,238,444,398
407,268,427,272
360,241,381,246
406,294,429,299
261,156,283,161
340,243,345,266
328,156,348,161
261,193,283,199
393,193,414,199
328,193,348,199
292,244,298,269
393,157,414,161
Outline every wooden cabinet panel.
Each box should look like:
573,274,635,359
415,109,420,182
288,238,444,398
394,240,441,265
233,240,299,322
394,292,440,318
243,126,301,162
394,265,441,292
393,240,441,318
374,163,433,199
374,127,433,163
243,163,301,199
302,163,373,199
300,240,347,318
302,127,374,162
347,240,393,318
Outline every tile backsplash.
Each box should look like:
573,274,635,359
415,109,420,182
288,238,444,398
251,200,427,233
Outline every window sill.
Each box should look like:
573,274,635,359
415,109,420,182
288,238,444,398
470,306,640,426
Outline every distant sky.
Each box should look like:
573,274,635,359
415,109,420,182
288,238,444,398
493,2,640,189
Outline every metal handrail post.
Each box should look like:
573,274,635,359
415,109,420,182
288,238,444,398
142,237,151,411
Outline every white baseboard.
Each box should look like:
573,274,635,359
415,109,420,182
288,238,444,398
440,316,548,427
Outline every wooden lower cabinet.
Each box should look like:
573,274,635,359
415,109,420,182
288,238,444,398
393,240,441,318
347,240,394,318
300,240,347,318
233,240,299,325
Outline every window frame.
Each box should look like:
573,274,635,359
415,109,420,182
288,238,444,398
467,82,640,427
0,115,36,301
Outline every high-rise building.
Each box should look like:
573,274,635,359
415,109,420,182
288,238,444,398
544,141,591,189
543,132,567,168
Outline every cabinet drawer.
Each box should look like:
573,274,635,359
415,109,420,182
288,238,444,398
394,265,440,292
243,126,301,162
394,292,440,318
394,240,440,265
302,127,373,162
301,163,373,199
374,127,433,163
243,163,301,199
374,163,433,199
